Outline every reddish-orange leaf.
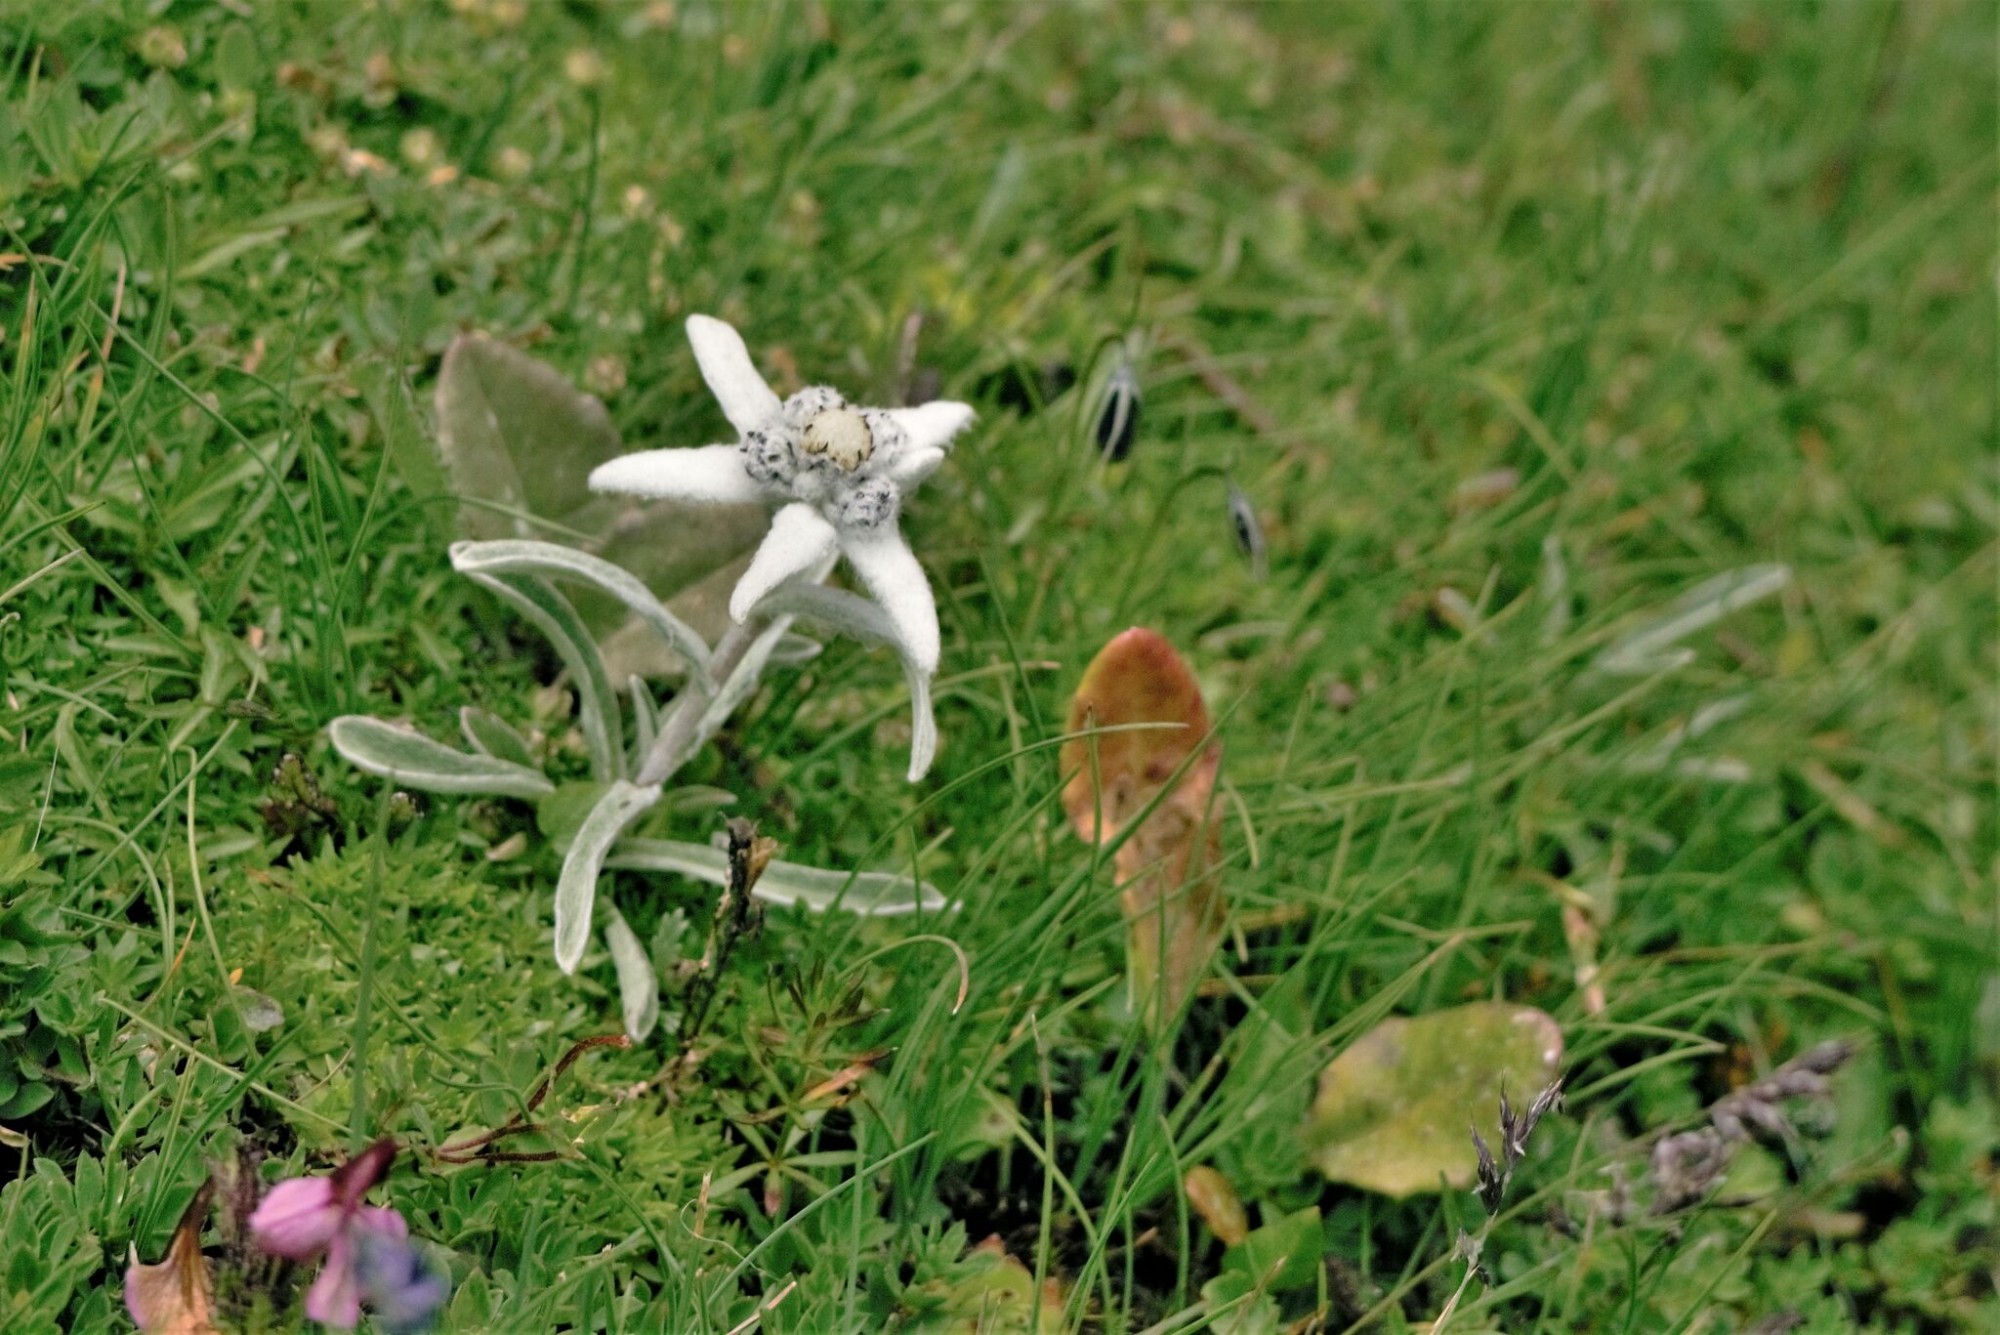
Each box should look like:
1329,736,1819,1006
1061,627,1217,841
1061,627,1225,1029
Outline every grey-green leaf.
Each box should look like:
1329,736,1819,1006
627,676,659,763
761,582,898,647
434,332,624,542
459,706,536,768
553,781,662,974
698,614,797,745
602,904,659,1042
451,538,713,685
460,570,622,781
432,334,765,679
328,716,553,798
608,837,951,915
768,633,823,665
596,507,768,632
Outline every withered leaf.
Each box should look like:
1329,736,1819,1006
1061,627,1225,1029
123,1188,218,1335
1183,1165,1249,1246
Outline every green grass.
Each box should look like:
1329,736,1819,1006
1,1,1993,1331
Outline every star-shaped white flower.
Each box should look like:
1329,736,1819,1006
588,314,974,779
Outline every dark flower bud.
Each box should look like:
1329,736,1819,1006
1094,360,1141,461
1649,1128,1730,1213
1227,482,1266,576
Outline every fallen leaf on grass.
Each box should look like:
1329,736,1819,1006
905,1236,1068,1333
124,1187,217,1335
1307,1002,1563,1197
1060,627,1225,1030
1183,1165,1249,1246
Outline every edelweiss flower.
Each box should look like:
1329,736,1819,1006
589,315,974,778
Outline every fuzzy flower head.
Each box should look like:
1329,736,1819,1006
247,1139,447,1332
589,316,974,777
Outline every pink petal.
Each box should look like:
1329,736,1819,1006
122,1262,146,1330
352,1205,409,1240
123,1257,165,1332
305,1231,364,1329
248,1177,340,1260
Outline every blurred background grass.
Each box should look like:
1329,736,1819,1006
0,2,1992,1331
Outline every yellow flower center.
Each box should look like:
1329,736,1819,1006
801,408,874,472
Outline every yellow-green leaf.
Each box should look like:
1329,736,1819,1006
1307,1002,1563,1197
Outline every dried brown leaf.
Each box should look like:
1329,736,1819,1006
123,1189,217,1335
1061,627,1225,1028
1183,1165,1249,1246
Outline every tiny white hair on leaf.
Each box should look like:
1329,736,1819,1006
730,503,839,624
842,525,940,677
685,314,782,436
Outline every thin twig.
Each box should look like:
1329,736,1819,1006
678,818,774,1050
433,1033,630,1163
724,1278,798,1335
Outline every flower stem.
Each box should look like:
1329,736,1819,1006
632,558,835,786
351,796,389,1147
633,619,759,786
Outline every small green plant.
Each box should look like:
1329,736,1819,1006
329,317,971,1040
0,1155,107,1333
0,829,84,1124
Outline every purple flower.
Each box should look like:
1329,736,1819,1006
355,1229,453,1334
303,1206,410,1327
247,1140,447,1331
